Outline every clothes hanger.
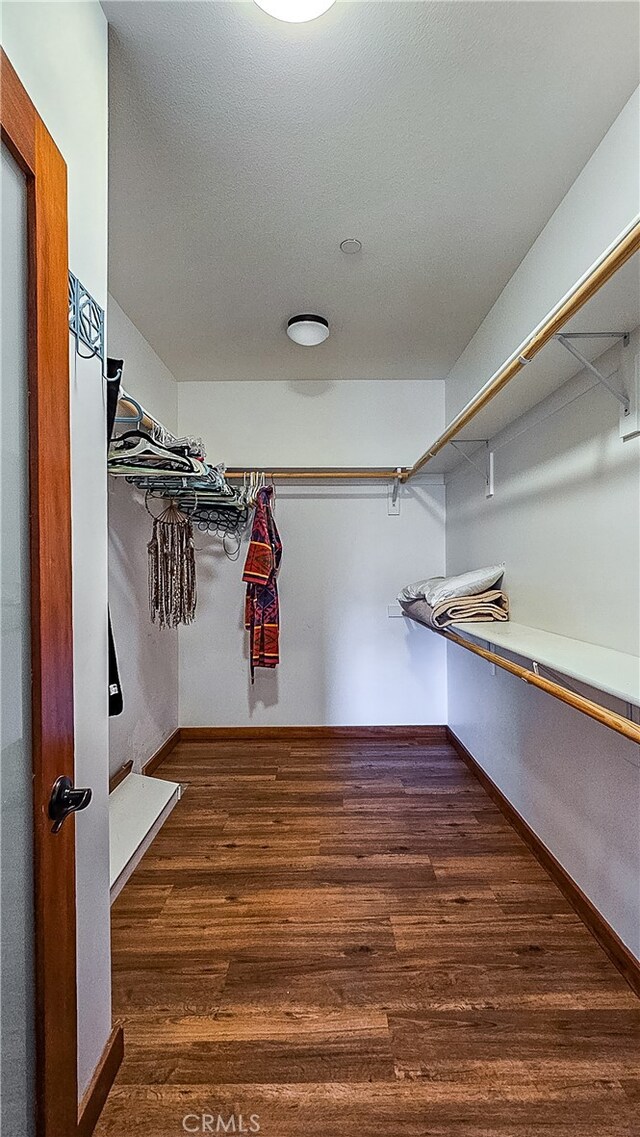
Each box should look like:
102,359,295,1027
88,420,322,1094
112,428,193,456
108,452,199,477
115,428,191,457
109,431,201,475
114,393,144,427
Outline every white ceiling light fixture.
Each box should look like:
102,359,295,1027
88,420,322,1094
340,238,362,254
286,314,330,346
254,0,336,23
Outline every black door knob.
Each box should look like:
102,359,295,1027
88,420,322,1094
48,776,92,834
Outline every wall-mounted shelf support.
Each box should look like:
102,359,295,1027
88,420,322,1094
388,468,402,514
68,270,105,367
554,331,630,346
554,332,630,414
450,440,494,498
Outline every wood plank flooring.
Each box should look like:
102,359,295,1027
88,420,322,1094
96,737,639,1137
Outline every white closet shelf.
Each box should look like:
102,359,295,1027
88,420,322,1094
109,772,181,902
450,620,640,707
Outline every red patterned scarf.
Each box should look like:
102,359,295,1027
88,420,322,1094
242,486,282,680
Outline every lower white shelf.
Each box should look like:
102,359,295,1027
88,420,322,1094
450,620,640,707
109,772,181,902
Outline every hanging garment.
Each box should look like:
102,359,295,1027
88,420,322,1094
243,485,282,680
148,500,197,628
106,357,124,716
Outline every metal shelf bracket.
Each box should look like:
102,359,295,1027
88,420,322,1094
555,332,630,414
68,270,105,367
450,440,494,498
388,468,402,514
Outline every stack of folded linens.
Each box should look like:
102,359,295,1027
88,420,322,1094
397,564,509,630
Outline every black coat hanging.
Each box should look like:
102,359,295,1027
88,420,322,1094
106,356,124,717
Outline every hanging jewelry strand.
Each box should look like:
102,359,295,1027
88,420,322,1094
148,498,197,628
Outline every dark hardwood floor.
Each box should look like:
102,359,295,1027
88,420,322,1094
96,737,639,1136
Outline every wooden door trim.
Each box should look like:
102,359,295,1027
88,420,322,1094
77,1024,124,1137
1,49,78,1135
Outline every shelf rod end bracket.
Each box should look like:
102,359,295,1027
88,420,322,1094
388,468,402,514
450,440,494,498
555,332,630,414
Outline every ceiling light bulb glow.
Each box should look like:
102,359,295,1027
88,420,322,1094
286,315,330,346
254,0,336,24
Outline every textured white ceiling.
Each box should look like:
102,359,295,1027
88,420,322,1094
104,1,639,381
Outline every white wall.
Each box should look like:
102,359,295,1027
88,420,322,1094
107,297,179,776
1,1,111,1096
448,335,640,655
178,378,446,469
446,87,640,421
446,351,640,952
446,187,640,957
108,296,178,431
447,649,640,953
178,380,447,727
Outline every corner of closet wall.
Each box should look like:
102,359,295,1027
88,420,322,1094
176,378,448,729
443,87,640,956
107,296,180,778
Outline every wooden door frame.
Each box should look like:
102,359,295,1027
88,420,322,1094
1,48,78,1136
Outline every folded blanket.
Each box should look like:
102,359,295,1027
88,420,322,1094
400,589,509,630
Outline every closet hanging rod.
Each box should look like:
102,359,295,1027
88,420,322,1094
225,468,407,481
407,219,640,480
437,628,640,745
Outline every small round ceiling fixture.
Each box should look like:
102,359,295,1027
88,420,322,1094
286,314,330,346
254,0,336,23
340,237,362,254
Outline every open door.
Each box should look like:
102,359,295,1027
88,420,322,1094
1,49,86,1136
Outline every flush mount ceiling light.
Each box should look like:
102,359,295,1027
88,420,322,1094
340,238,362,254
254,0,336,22
286,314,330,346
